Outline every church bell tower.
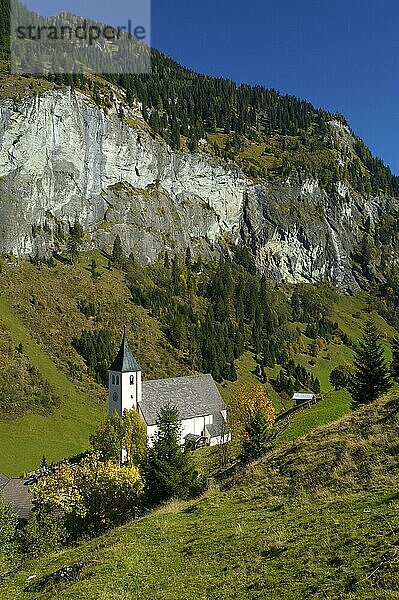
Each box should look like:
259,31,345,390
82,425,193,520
108,326,142,417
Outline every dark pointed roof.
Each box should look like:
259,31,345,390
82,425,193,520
108,327,141,373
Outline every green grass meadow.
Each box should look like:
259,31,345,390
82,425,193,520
0,295,102,476
1,394,398,600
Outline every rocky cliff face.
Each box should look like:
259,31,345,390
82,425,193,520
0,89,248,262
242,180,385,290
0,88,393,287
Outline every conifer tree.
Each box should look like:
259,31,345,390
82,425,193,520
66,217,84,264
145,405,204,506
171,256,181,295
170,118,181,149
310,376,321,394
241,409,271,463
90,259,99,280
188,130,199,152
391,337,399,382
185,246,192,270
348,320,392,409
252,304,264,354
112,234,124,265
228,360,238,382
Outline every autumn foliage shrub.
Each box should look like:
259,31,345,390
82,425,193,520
33,452,143,537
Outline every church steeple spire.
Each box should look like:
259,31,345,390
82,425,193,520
108,326,141,373
108,327,142,417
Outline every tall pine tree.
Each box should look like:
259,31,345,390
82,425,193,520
390,337,399,382
348,320,392,409
145,405,204,506
241,409,271,463
112,234,124,265
66,217,84,264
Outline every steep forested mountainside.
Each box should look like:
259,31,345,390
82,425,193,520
0,1,398,290
0,1,398,484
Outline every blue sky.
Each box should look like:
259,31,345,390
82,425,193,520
23,0,399,174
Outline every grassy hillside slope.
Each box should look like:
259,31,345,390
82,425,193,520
220,292,397,445
0,253,190,475
0,294,102,475
0,254,397,476
2,394,398,599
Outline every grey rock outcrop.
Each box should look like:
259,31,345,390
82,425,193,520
0,88,394,287
0,89,247,262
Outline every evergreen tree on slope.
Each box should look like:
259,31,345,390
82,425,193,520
145,405,204,506
390,337,399,382
348,320,391,409
241,409,271,463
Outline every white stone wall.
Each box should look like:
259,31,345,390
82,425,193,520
109,369,142,416
145,414,215,447
209,432,231,446
108,370,122,416
146,424,158,448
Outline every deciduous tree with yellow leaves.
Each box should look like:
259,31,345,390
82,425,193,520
231,384,276,463
90,409,147,468
232,384,275,439
33,452,143,534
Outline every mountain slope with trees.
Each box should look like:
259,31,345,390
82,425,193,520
0,246,397,476
0,1,398,485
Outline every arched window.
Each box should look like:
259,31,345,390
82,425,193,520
116,375,120,385
111,374,115,385
130,374,135,385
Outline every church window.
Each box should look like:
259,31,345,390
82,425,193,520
116,375,120,385
112,374,115,385
130,374,135,385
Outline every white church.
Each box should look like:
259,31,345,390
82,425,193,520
108,328,230,448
